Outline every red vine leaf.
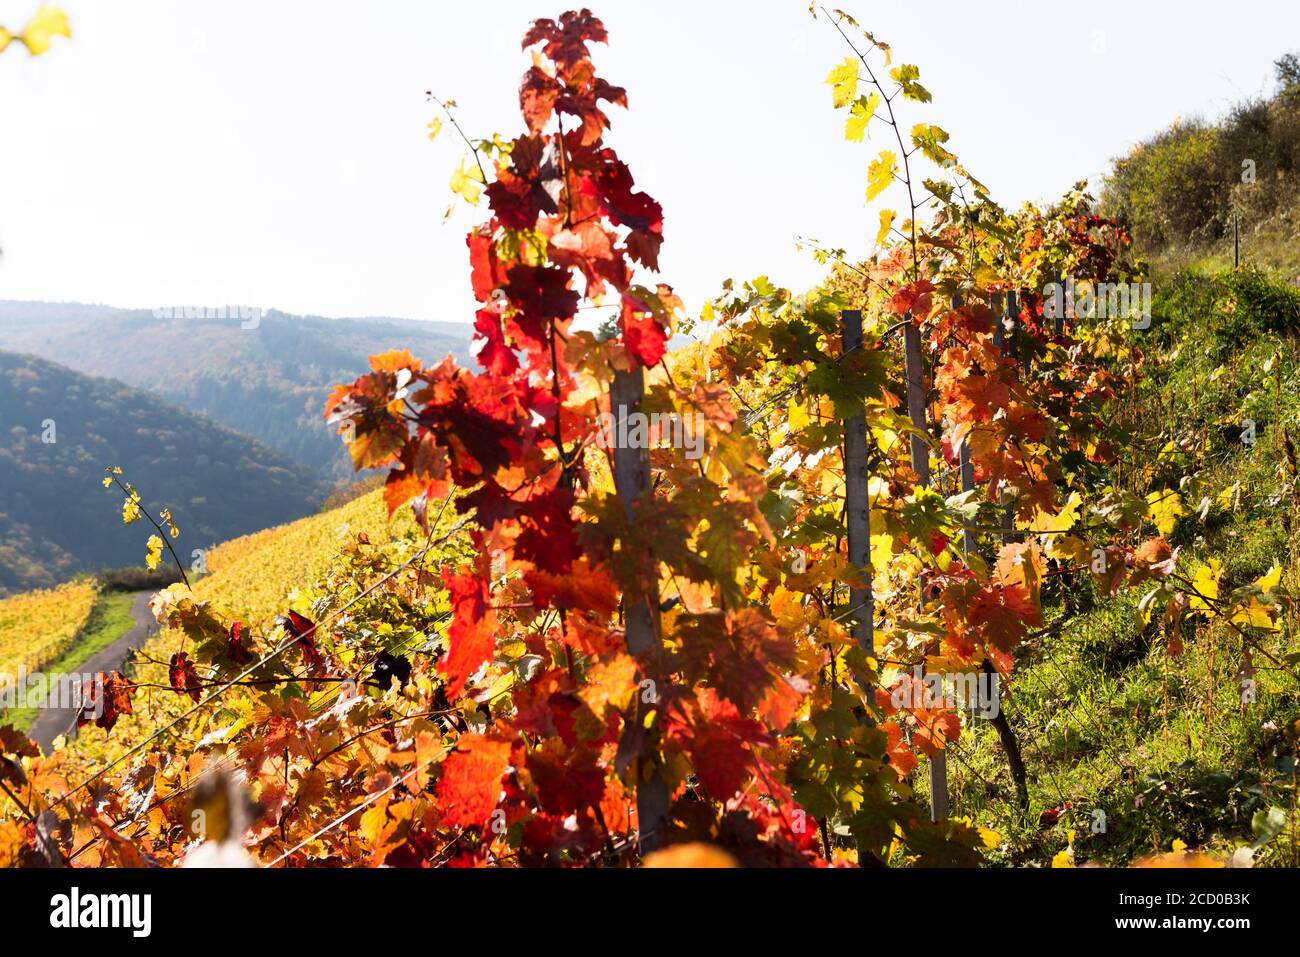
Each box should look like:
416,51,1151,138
168,652,202,702
435,734,512,829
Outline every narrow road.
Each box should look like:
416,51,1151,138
29,591,156,752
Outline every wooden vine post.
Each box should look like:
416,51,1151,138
841,310,873,654
902,314,948,822
954,295,977,558
610,365,671,854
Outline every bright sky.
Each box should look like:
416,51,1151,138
1,0,1297,325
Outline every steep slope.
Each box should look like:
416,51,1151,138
0,351,331,595
0,301,472,479
56,486,434,769
1100,54,1300,278
956,265,1300,866
194,486,413,621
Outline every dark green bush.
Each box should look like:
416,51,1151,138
1153,266,1300,352
1220,266,1300,336
96,565,186,592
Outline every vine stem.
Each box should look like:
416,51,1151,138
109,475,191,590
0,779,35,824
822,7,920,280
427,94,487,183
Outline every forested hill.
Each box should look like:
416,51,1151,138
0,301,472,479
0,350,331,595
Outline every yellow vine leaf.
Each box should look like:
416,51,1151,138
910,122,954,166
449,157,484,204
787,397,810,431
145,534,164,571
825,56,858,108
19,6,69,55
1146,490,1187,536
866,150,896,201
888,63,930,103
1231,597,1278,632
1216,482,1240,511
1023,490,1081,534
845,91,880,142
1051,827,1076,867
358,804,389,845
1188,558,1222,613
1256,565,1282,593
876,209,895,246
769,585,808,630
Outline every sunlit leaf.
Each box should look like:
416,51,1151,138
889,63,930,102
825,56,858,108
845,92,880,142
19,6,69,56
866,150,896,201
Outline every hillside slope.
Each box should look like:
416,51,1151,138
194,486,415,621
1100,53,1300,280
55,486,438,769
0,351,331,594
0,578,97,677
0,301,472,479
952,264,1300,866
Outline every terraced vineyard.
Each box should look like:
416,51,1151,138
194,488,418,621
59,486,438,771
0,578,97,677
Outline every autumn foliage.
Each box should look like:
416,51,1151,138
0,8,1288,870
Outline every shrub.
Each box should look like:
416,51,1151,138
96,565,185,593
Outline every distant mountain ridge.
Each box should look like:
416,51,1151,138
0,350,332,595
0,300,473,479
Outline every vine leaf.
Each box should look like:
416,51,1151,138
845,92,880,141
889,63,931,102
435,734,512,829
866,150,896,201
168,653,202,703
825,56,858,108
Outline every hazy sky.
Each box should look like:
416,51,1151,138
1,0,1296,325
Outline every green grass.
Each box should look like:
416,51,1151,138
931,263,1300,867
1,590,140,731
1144,209,1300,285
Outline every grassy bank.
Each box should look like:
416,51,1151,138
938,263,1300,866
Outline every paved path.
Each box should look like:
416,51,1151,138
28,591,155,752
